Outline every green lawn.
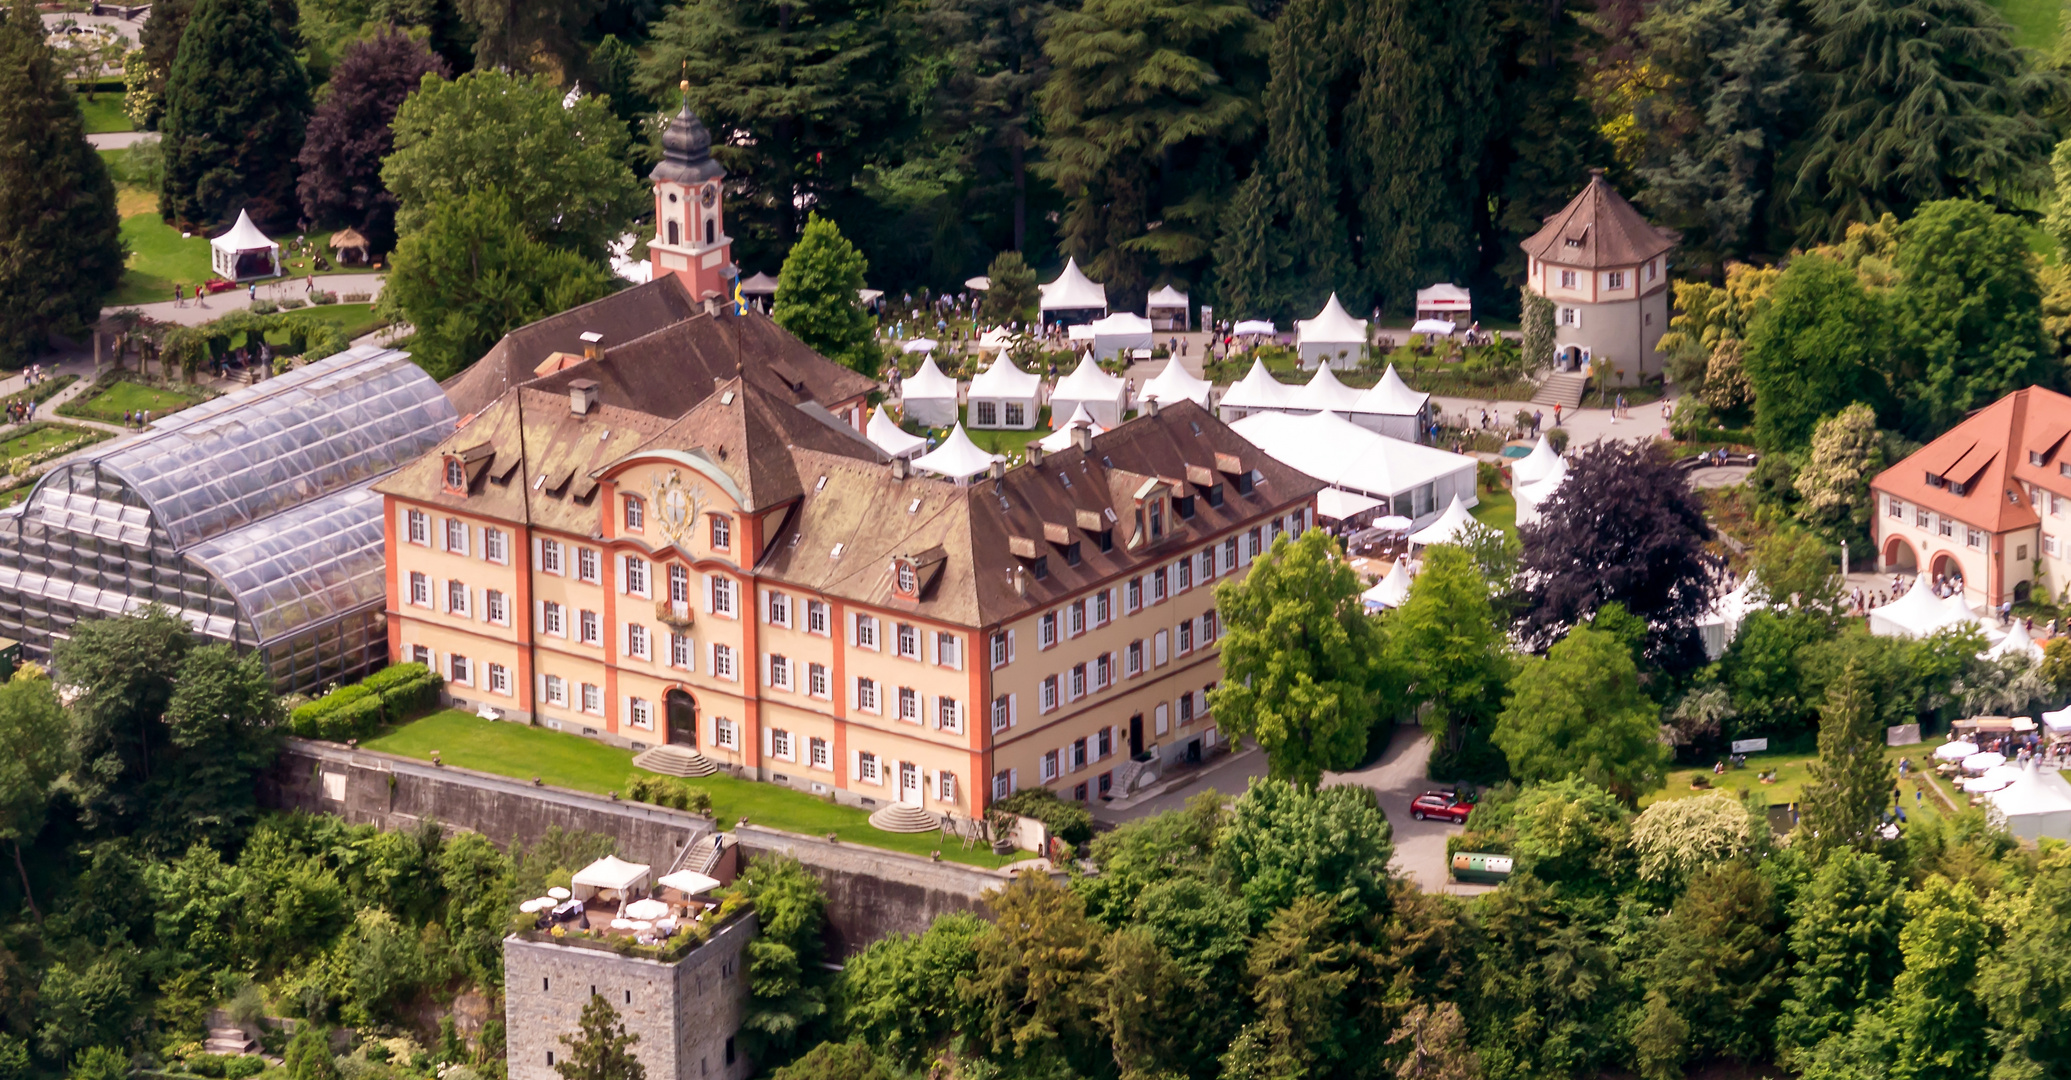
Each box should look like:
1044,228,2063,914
74,92,132,134
1471,485,1517,539
1991,0,2060,48
1643,742,1957,826
0,423,109,463
113,211,215,306
366,710,1022,868
59,379,209,424
269,303,388,344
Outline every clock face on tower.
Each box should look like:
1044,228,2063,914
701,184,717,208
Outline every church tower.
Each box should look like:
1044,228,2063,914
649,82,733,303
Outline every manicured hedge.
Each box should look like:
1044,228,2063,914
288,663,444,741
625,773,714,814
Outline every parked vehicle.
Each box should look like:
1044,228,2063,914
1409,790,1474,823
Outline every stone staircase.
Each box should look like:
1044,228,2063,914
1110,755,1160,797
1530,372,1589,410
204,1027,259,1057
868,802,940,834
632,744,719,778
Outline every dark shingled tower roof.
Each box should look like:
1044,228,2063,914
651,82,724,186
1521,169,1676,270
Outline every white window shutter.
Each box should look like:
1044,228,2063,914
1008,693,1018,726
850,677,859,710
531,536,543,567
703,575,715,613
615,555,627,594
1154,630,1168,665
850,749,860,780
760,590,770,624
762,727,773,756
1007,629,1017,662
1010,767,1019,792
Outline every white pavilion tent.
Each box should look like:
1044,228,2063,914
1137,359,1212,409
657,870,721,896
1232,320,1278,337
912,424,1003,483
900,357,962,428
976,326,1020,355
867,405,927,460
1408,494,1483,549
1050,357,1129,428
967,357,1041,429
1146,285,1190,330
1510,435,1562,485
1987,619,2045,661
1699,573,1765,660
1514,456,1569,529
737,272,781,297
900,338,940,355
1869,586,1998,640
1088,311,1155,362
571,855,650,901
1316,487,1384,526
1289,365,1367,413
1217,358,1296,422
1037,403,1106,453
1349,365,1431,441
1415,283,1472,324
1985,761,2071,841
1230,410,1477,528
1362,558,1413,612
210,209,280,281
1039,257,1109,323
1295,293,1369,370
1410,319,1458,336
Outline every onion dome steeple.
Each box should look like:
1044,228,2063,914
651,80,726,185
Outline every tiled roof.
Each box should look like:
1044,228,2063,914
1872,387,2071,535
1520,171,1676,270
443,276,703,418
525,309,876,421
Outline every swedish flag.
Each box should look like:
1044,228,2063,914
732,275,746,316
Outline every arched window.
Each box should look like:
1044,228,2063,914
666,220,680,245
705,218,715,245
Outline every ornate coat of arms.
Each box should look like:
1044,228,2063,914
650,469,705,552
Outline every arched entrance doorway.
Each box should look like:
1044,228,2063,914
1557,345,1584,372
1930,553,1964,589
666,689,698,747
1883,535,1917,573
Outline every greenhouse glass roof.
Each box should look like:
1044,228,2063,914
185,482,390,645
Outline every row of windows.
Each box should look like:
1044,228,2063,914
850,676,965,732
620,494,731,552
1031,613,1220,715
1888,497,1986,550
405,508,511,564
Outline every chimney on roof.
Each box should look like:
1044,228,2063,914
1071,424,1092,452
1010,566,1027,597
579,331,604,361
989,460,1006,481
569,379,600,416
1144,395,1161,417
891,456,910,480
1027,442,1046,466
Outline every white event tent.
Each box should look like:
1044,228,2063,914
1088,312,1156,362
1699,573,1765,660
899,358,962,428
1230,410,1477,528
1289,364,1367,413
1295,293,1370,370
1217,358,1296,421
912,424,1004,483
1510,436,1568,528
1408,494,1483,549
1350,365,1431,441
1232,319,1279,337
1869,585,1999,641
1361,558,1413,612
1137,359,1212,409
1050,357,1129,428
571,855,650,901
967,358,1041,429
1985,761,2071,841
1037,403,1106,453
1146,285,1190,330
866,405,927,460
1040,258,1109,323
1987,619,2045,661
211,209,280,281
1415,283,1472,324
976,326,1019,355
1316,487,1384,525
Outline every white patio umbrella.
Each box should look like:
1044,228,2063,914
624,897,671,921
1933,741,1980,761
547,886,572,900
901,337,940,354
1373,515,1412,531
1962,751,2007,773
1964,774,2015,794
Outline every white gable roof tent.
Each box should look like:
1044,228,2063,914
899,357,961,428
912,423,1005,484
867,405,927,460
976,326,1020,354
967,357,1041,430
1415,283,1472,322
1514,454,1568,528
210,209,280,282
1217,358,1296,421
1037,403,1107,453
1408,494,1484,549
1233,319,1279,337
1039,257,1109,321
1146,284,1190,330
1315,487,1384,525
1510,435,1562,486
1698,572,1765,659
1290,364,1367,413
1869,585,1998,641
1050,357,1129,428
1229,410,1477,528
1295,293,1369,370
1137,359,1212,409
1349,364,1431,441
1985,761,2071,841
1088,311,1155,362
1362,557,1413,611
571,855,650,899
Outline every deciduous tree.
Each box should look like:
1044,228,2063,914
730,855,828,1058
0,0,123,360
961,873,1105,1077
1890,199,2053,437
296,30,447,255
55,606,194,838
1776,849,1905,1064
1493,623,1667,802
0,673,65,919
158,0,311,229
773,214,878,376
1212,778,1394,927
1628,790,1766,889
1794,403,1886,538
1384,544,1511,771
1888,875,1991,1080
1742,253,1890,452
980,250,1039,328
1210,528,1391,788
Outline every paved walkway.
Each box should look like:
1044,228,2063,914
1324,728,1492,896
106,273,388,325
87,131,152,150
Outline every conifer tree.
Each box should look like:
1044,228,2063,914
980,251,1039,327
1211,175,1285,320
554,995,645,1080
0,0,123,359
158,0,312,230
1796,657,1890,864
773,214,878,376
1262,0,1352,314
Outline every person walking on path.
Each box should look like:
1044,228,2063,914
1553,402,1562,427
173,284,183,308
1532,409,1544,436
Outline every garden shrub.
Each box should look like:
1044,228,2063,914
311,290,338,305
363,662,430,693
991,787,1094,846
625,773,714,814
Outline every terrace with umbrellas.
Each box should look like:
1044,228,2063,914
516,855,741,956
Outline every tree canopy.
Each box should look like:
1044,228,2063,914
1493,623,1667,802
158,0,312,230
295,29,448,254
773,214,879,377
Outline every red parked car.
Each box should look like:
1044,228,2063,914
1409,790,1475,824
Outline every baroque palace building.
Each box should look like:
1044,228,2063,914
379,100,1320,819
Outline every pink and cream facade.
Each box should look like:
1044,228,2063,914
379,373,1319,820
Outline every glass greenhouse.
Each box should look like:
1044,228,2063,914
0,346,457,693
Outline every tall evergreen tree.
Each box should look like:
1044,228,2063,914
1260,0,1352,316
295,29,447,255
980,250,1039,327
1479,0,1605,297
1890,199,2053,437
554,995,645,1080
917,0,1058,256
0,0,123,360
456,0,601,75
158,0,313,230
1775,850,1905,1065
1210,174,1286,319
774,214,879,376
1342,0,1496,311
1796,657,1892,864
1627,0,1802,268
1035,0,1268,310
1787,0,2063,242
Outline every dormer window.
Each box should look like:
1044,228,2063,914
1205,484,1224,508
1925,472,1944,488
1064,542,1082,567
1149,499,1165,541
2032,451,2047,467
1235,470,1255,496
444,458,465,492
710,514,731,550
896,561,917,595
1098,529,1113,553
1175,495,1196,520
